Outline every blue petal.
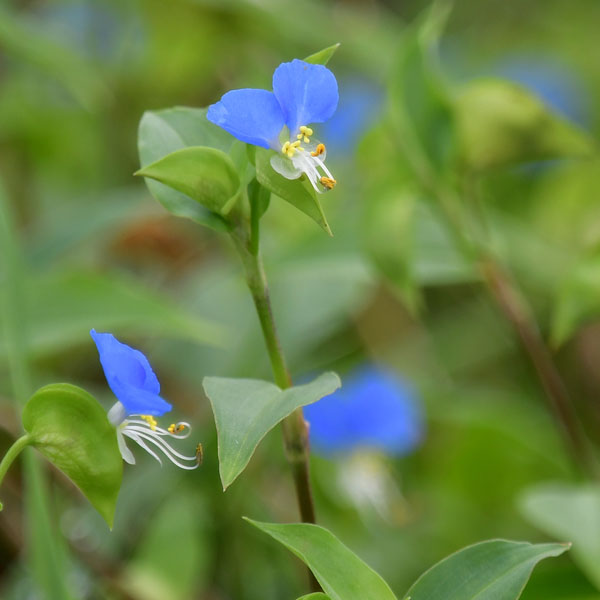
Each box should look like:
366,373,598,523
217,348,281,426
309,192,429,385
303,365,423,457
272,59,339,135
207,88,285,149
90,330,171,416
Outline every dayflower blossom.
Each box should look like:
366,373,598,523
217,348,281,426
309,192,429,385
90,329,200,470
207,59,339,194
304,365,423,456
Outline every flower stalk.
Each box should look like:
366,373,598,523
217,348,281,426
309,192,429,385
0,434,32,507
231,225,317,524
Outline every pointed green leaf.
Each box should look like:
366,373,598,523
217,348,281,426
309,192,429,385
137,107,234,229
136,146,241,215
454,79,595,171
304,43,340,66
519,483,600,591
255,148,332,235
203,372,340,489
22,384,123,528
245,519,397,600
404,539,569,600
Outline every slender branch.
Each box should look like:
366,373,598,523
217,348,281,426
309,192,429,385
409,165,597,474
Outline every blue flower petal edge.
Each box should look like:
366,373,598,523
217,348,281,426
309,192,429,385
90,329,172,416
304,365,424,457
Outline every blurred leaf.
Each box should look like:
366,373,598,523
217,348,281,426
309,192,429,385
519,483,600,591
551,249,600,346
0,6,109,111
245,519,397,600
136,146,241,215
22,384,122,527
389,0,456,172
304,43,340,66
203,372,340,489
123,494,207,600
404,539,569,600
454,79,595,171
297,595,331,600
0,270,226,359
248,177,271,220
138,107,234,230
255,148,332,235
364,189,420,312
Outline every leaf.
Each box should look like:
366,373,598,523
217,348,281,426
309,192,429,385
404,539,569,600
0,270,226,359
255,148,332,236
203,372,341,489
245,519,397,600
304,43,340,66
454,79,595,171
389,1,456,172
22,384,123,527
136,146,241,215
519,483,600,591
297,595,331,600
137,107,234,229
551,250,600,346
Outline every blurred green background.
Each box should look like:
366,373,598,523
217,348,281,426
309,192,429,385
1,0,600,598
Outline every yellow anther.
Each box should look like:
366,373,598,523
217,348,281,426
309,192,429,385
141,415,158,431
297,133,303,140
196,443,204,465
311,143,326,157
320,176,337,190
168,423,186,435
300,126,313,136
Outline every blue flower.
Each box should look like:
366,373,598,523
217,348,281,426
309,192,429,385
304,365,423,456
91,330,200,469
207,59,339,194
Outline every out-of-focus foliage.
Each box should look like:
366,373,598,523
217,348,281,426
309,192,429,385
1,0,600,598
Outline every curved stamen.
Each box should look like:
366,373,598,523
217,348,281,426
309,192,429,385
125,429,199,470
123,425,199,461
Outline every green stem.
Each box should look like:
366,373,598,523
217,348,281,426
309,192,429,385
232,232,317,523
230,219,320,592
0,435,32,501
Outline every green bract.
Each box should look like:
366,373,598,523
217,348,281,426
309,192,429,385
245,519,397,600
136,146,241,216
22,384,123,527
255,147,332,236
203,372,340,489
137,107,237,230
404,539,570,600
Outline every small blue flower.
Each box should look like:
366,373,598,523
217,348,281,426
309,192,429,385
91,330,199,469
304,365,423,456
207,59,339,194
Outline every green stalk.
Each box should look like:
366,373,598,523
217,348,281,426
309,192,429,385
0,435,32,503
230,196,319,592
0,181,73,598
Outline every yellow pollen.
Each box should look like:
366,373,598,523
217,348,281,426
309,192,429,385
320,176,336,190
196,443,204,465
300,125,313,136
168,423,186,434
141,415,158,431
311,143,326,157
282,139,303,158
